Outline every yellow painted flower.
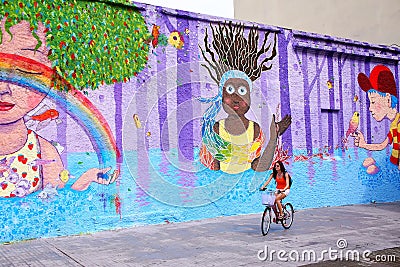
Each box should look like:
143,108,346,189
250,141,261,152
168,31,184,49
327,80,333,89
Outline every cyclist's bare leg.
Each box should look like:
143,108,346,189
275,193,286,217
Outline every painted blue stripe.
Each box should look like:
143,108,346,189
351,60,356,113
317,54,323,149
338,55,345,148
302,51,313,155
278,32,293,154
114,83,123,164
364,59,371,143
327,52,334,153
156,10,170,151
176,15,193,161
358,62,365,135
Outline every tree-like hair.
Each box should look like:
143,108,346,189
0,0,150,92
199,21,277,84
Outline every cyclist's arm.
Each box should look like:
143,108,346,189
282,172,290,191
260,174,273,190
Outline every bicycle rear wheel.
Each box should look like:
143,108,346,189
281,203,294,229
261,207,271,236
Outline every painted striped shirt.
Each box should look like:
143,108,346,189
388,113,400,166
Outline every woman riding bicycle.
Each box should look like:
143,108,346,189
260,161,291,220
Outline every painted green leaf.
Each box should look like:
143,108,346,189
0,0,151,91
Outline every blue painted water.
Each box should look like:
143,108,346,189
1,148,399,243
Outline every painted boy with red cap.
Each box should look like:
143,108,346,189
354,65,400,170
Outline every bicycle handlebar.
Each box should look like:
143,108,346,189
259,188,286,194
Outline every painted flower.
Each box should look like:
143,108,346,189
168,31,184,49
327,79,333,89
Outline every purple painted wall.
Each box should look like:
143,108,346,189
0,1,399,243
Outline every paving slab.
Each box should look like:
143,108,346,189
1,202,399,267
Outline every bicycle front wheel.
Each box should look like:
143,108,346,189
261,207,271,236
281,203,294,229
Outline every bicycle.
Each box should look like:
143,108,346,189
260,189,294,236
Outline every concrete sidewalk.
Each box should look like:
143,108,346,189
1,202,399,267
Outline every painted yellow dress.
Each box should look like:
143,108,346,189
200,119,264,174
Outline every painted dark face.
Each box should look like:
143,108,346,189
222,78,251,116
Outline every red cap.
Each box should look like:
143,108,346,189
357,65,397,98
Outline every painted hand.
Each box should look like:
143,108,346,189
276,114,292,136
95,167,120,185
270,114,279,140
352,131,366,148
71,167,119,191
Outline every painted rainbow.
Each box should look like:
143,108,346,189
0,52,120,171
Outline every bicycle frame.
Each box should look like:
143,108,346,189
271,202,281,221
266,199,284,223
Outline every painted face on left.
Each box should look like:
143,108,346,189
222,78,251,116
0,18,51,67
0,19,50,124
0,82,46,124
368,92,391,122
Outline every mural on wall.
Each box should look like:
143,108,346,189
198,22,292,174
354,65,399,173
1,0,399,244
0,0,150,198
